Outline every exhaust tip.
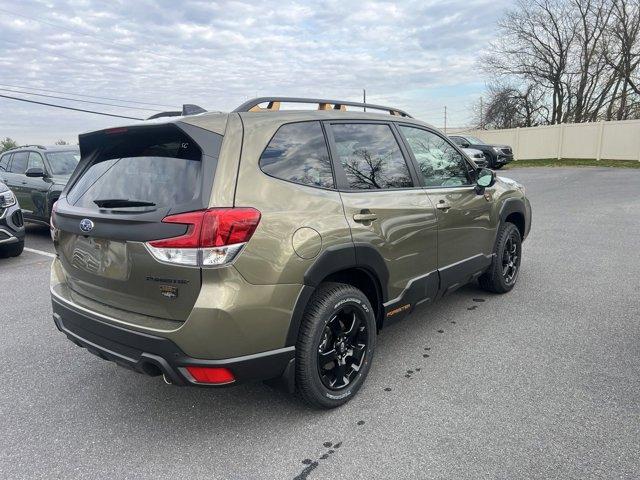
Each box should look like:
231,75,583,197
162,374,173,385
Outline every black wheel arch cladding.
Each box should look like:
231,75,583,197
287,243,389,347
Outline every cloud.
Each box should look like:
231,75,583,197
0,0,510,143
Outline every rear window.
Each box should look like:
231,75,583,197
67,127,202,211
46,150,80,175
0,154,10,172
259,122,334,189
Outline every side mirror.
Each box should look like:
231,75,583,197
475,167,495,192
25,167,46,178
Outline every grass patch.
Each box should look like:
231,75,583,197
503,158,640,169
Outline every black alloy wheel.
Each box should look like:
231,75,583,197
317,307,368,390
502,231,521,285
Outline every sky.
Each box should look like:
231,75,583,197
0,0,511,144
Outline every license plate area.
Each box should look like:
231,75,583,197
70,236,129,280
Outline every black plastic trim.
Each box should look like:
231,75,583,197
439,254,493,296
52,297,294,386
285,285,315,347
499,197,527,239
382,270,439,324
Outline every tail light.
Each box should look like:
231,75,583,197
146,208,261,266
50,200,59,242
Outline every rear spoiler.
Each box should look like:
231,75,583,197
147,104,207,120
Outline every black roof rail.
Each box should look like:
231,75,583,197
6,144,47,151
147,104,207,120
233,97,412,118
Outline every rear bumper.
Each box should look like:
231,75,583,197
51,294,295,386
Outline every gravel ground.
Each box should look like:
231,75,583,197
0,167,638,479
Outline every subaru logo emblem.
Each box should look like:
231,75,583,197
79,218,94,233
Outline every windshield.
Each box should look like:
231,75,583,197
466,136,486,145
46,151,80,175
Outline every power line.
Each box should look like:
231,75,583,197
0,82,178,109
0,87,161,112
0,94,144,120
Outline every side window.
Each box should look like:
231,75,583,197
450,136,463,146
331,123,413,190
398,126,472,187
9,151,28,174
0,153,11,172
28,152,45,171
259,122,334,189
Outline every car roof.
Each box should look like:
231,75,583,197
2,145,78,154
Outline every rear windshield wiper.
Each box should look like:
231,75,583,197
94,198,156,208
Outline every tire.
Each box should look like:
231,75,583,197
479,222,522,293
484,152,496,169
493,164,503,170
296,282,376,409
0,240,24,258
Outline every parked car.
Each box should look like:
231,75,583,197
0,145,80,225
0,180,25,257
461,147,488,168
449,135,513,169
50,97,532,408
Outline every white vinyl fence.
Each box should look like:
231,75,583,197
465,119,640,161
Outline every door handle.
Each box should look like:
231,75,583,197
436,200,451,211
353,212,378,223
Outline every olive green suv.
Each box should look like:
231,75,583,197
50,97,531,408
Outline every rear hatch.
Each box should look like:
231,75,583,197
53,122,222,322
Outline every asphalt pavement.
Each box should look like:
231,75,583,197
1,167,639,479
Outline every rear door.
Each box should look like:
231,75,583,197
326,121,439,306
6,151,29,213
397,125,495,293
53,123,222,321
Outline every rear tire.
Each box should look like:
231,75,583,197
0,240,24,258
296,282,376,409
479,223,521,293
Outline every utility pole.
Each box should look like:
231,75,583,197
363,89,366,111
444,106,447,134
480,98,484,129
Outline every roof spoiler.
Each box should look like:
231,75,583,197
147,104,207,120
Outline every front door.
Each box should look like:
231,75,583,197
23,151,51,221
396,125,496,294
326,121,439,310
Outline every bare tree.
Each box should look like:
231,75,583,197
605,0,640,119
475,83,547,129
481,0,640,127
484,0,578,124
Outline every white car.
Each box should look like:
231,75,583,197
462,147,488,168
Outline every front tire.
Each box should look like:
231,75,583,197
296,282,376,409
0,240,24,258
479,222,522,293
